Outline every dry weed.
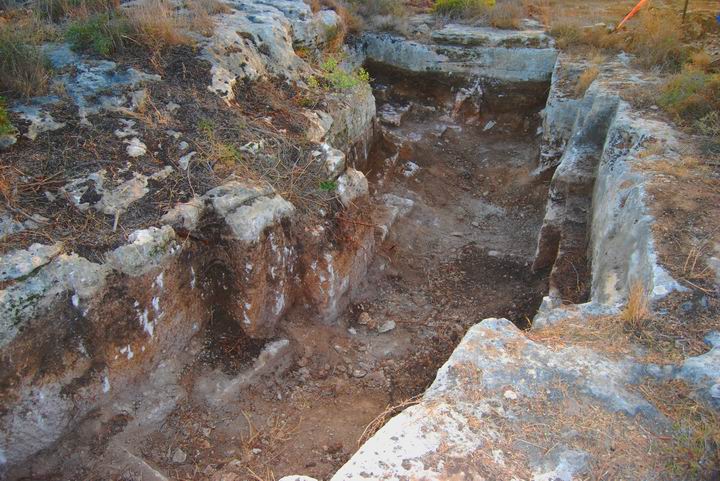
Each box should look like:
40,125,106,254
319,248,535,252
638,379,720,479
35,0,119,21
574,65,599,96
647,156,705,179
358,395,422,445
0,27,51,98
186,0,229,36
124,0,191,52
488,0,524,29
620,280,649,331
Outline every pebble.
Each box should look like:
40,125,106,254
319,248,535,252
172,447,187,464
126,137,147,157
352,369,367,378
377,320,396,333
503,389,518,400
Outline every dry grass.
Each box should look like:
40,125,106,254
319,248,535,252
638,379,720,479
186,0,230,36
657,69,720,125
357,395,422,445
34,0,119,21
0,27,51,98
487,0,524,29
620,280,650,331
124,0,192,52
550,8,688,72
646,156,706,180
319,0,360,37
574,64,599,96
627,8,687,71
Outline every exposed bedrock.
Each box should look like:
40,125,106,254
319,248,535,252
534,54,685,310
532,86,619,303
360,25,557,83
0,0,381,470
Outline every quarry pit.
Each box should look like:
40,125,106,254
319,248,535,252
1,3,719,481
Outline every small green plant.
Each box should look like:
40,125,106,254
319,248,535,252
0,98,17,136
197,118,215,135
217,143,242,165
319,180,337,191
65,13,128,56
320,56,371,91
307,75,320,90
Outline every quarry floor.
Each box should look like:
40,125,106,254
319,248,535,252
111,79,551,480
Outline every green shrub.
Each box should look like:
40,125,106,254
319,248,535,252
65,13,129,56
320,56,370,90
0,29,51,98
0,98,16,136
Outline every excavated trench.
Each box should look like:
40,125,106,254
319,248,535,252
7,64,581,481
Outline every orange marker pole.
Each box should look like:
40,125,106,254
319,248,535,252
615,0,651,31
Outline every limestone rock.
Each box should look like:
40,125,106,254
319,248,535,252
361,29,557,83
0,243,64,282
108,226,179,277
203,0,332,101
330,318,664,480
0,129,18,149
12,104,65,140
224,195,295,242
431,24,551,48
378,104,409,127
0,211,46,240
0,253,109,348
161,196,204,231
61,168,174,217
377,320,395,333
203,180,274,217
125,137,147,157
304,110,334,143
171,448,187,464
321,143,346,179
337,168,369,208
678,335,720,408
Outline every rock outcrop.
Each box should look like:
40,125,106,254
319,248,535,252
0,0,379,471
